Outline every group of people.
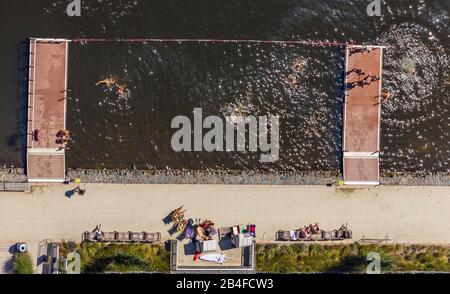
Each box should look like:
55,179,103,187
57,129,72,151
347,66,392,103
347,67,381,88
96,76,128,96
296,223,322,238
289,223,351,240
168,207,218,242
170,206,188,232
195,219,216,241
349,47,375,56
286,58,305,88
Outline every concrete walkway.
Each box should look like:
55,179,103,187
0,184,449,246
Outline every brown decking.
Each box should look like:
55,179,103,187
344,158,379,182
27,39,68,183
343,45,383,185
27,154,65,180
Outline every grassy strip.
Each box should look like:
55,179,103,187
60,242,170,273
256,243,450,273
60,242,450,273
12,252,34,274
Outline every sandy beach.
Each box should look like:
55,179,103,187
1,183,450,273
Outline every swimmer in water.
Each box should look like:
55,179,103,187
381,90,391,102
292,58,305,71
287,74,299,87
96,77,117,87
117,84,127,95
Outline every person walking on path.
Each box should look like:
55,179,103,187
72,186,86,196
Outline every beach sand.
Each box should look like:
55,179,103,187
0,184,449,244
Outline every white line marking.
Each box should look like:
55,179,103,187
344,181,380,186
344,152,379,158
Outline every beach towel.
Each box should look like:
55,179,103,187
199,253,225,264
290,230,297,241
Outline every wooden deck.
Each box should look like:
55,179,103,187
343,45,383,185
27,39,68,183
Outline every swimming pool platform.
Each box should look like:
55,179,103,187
343,45,384,185
27,38,68,183
25,39,383,185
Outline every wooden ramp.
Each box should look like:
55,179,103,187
27,38,68,183
343,45,383,185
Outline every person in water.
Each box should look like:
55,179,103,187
287,74,299,87
96,77,117,87
292,58,305,71
381,90,391,102
117,84,127,95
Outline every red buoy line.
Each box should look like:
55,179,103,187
68,38,447,51
69,38,355,47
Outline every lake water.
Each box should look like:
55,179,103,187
0,0,448,172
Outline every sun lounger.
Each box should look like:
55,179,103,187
239,235,253,248
130,232,146,242
144,232,161,243
309,233,322,241
343,230,352,239
322,230,337,240
218,227,232,241
276,230,291,241
185,225,194,239
336,229,352,239
102,232,117,242
200,240,217,252
116,232,131,242
83,231,96,241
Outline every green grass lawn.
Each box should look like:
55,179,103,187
256,243,450,273
12,252,34,274
59,242,449,273
60,242,170,273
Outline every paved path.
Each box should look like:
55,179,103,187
0,242,13,274
0,185,449,247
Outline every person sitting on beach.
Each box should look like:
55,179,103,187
312,223,321,234
338,224,347,232
94,225,103,241
372,75,380,82
34,129,41,142
347,68,365,76
298,227,307,239
357,79,366,87
196,226,209,240
57,129,71,140
304,226,312,238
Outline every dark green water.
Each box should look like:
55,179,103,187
0,0,448,172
